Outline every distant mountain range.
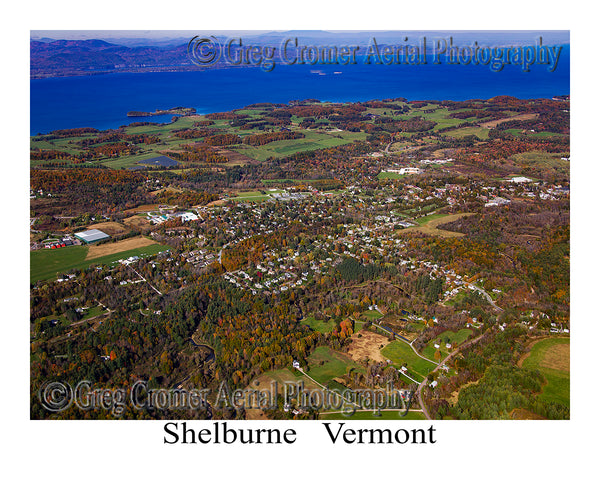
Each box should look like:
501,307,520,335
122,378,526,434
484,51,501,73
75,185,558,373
30,39,194,77
30,31,570,78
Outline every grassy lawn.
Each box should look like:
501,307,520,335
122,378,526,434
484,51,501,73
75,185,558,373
362,309,384,321
31,243,168,283
381,340,437,379
301,315,336,334
80,305,105,320
521,337,570,407
306,346,363,386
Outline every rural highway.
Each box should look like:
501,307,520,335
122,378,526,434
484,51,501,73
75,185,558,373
416,333,487,420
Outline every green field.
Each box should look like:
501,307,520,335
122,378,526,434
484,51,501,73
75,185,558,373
228,190,276,203
381,340,437,379
319,410,426,420
402,106,472,131
306,346,363,385
30,243,169,283
521,337,570,407
362,309,384,321
414,213,447,226
233,130,367,162
301,315,336,334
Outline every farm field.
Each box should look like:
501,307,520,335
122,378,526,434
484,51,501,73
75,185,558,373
521,337,570,407
306,346,363,386
85,236,158,260
232,130,367,162
414,213,448,226
31,242,168,283
400,212,476,238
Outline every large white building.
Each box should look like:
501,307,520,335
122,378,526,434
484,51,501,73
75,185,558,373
74,229,110,243
508,176,532,183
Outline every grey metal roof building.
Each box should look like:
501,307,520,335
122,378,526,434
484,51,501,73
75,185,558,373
74,229,110,243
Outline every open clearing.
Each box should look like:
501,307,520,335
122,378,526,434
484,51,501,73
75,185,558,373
301,315,336,334
307,346,363,386
400,212,476,238
123,215,153,231
347,330,390,363
85,236,157,260
520,337,570,407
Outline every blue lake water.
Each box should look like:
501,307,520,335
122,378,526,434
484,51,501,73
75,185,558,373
30,47,569,135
